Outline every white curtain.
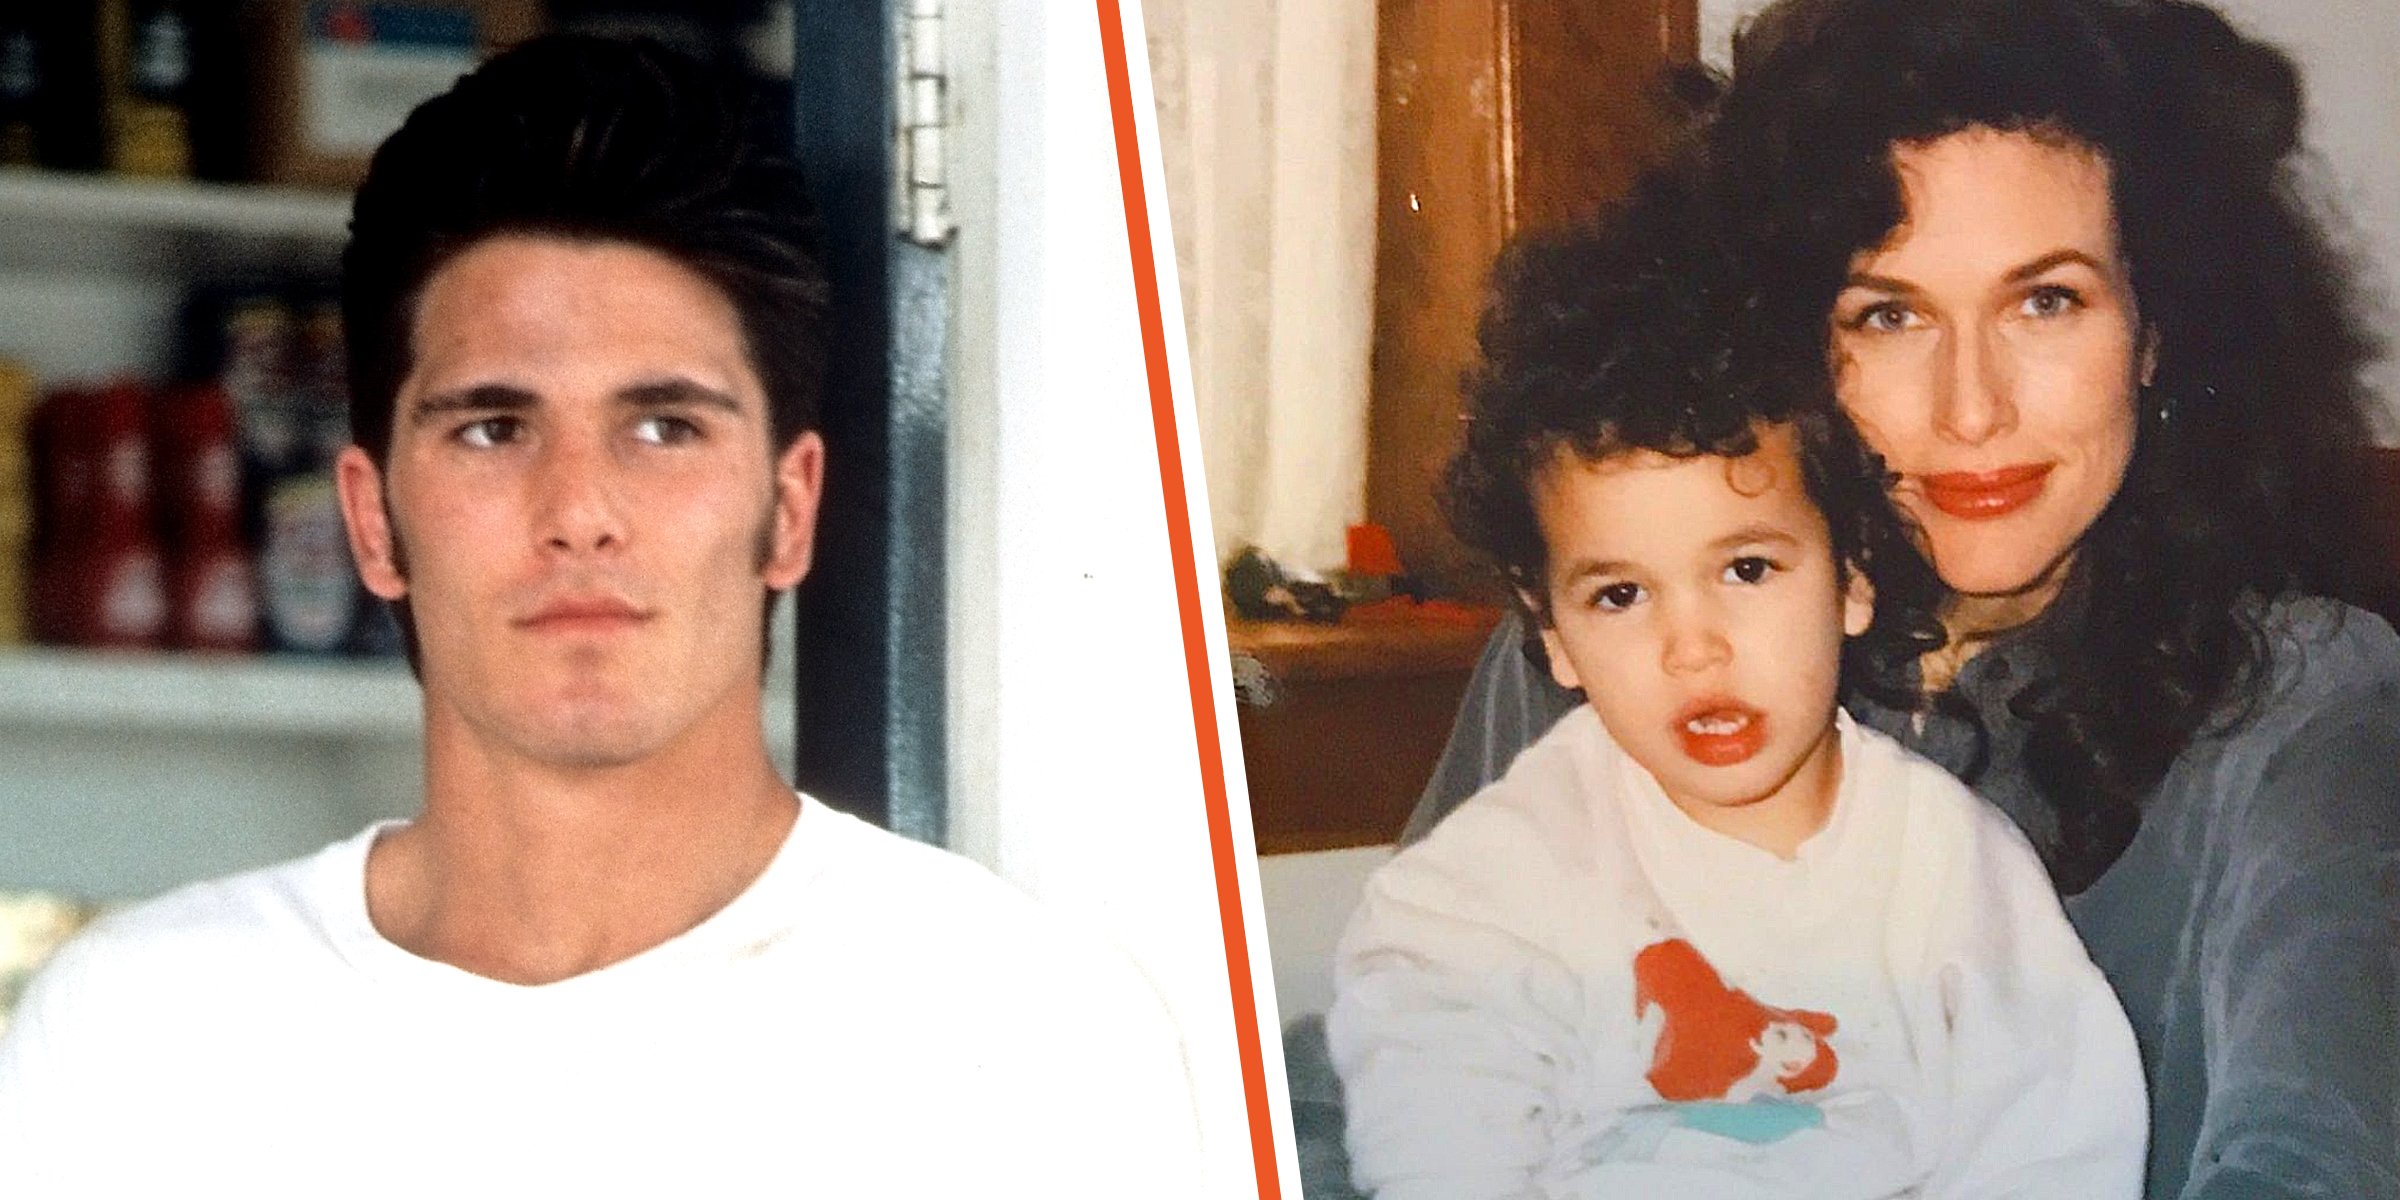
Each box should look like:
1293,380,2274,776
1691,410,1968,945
1147,0,1379,574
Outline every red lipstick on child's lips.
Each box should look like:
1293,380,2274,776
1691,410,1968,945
1918,463,2052,520
1675,699,1767,766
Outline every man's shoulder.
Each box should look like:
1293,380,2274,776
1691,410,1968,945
0,833,366,1091
33,837,355,996
779,801,1178,1056
791,800,1122,970
802,802,1033,910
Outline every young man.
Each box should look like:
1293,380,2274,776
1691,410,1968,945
0,37,1199,1193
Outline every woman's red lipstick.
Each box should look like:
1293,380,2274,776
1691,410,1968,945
1919,463,2052,520
1675,700,1767,767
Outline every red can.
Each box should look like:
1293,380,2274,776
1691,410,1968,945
25,385,93,644
154,381,257,651
79,381,168,649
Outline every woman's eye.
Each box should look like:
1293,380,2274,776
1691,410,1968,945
1724,556,1777,585
2020,285,2083,319
455,416,522,449
1591,582,1644,612
1846,302,1915,334
633,414,702,446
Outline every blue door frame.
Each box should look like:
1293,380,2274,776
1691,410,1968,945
788,1,947,842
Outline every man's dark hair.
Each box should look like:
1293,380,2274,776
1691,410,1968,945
1689,0,2383,890
343,33,829,464
1444,163,1947,708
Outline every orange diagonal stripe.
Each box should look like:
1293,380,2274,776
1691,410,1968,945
1091,2,1282,1195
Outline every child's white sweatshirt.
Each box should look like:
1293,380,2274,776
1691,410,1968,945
1329,708,2145,1200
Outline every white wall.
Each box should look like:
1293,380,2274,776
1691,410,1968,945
1700,0,2400,440
1259,845,1390,1020
2213,0,2400,441
945,2,1275,1194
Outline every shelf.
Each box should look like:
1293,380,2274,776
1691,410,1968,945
0,644,803,744
0,648,420,740
0,168,349,278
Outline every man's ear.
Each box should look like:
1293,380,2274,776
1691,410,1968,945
336,446,408,602
1841,569,1875,639
1522,588,1583,692
2139,325,2160,389
762,432,827,590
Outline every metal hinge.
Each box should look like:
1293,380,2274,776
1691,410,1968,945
894,0,951,246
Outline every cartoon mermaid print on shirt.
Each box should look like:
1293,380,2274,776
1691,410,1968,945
1636,937,1839,1101
1582,938,1840,1161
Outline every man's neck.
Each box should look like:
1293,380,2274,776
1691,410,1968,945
365,701,798,986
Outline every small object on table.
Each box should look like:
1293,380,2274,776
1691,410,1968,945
1225,546,1349,624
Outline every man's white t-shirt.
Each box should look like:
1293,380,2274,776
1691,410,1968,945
0,794,1201,1196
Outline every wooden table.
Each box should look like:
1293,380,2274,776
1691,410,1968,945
1228,608,1502,853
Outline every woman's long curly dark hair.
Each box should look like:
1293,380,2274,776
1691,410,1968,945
1697,0,2384,891
1443,163,1949,710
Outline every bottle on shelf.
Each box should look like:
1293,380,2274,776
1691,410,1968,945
292,292,401,658
18,9,101,172
37,381,174,648
252,291,359,655
100,0,195,179
27,387,85,644
214,289,300,476
154,380,258,651
90,381,170,648
0,18,46,166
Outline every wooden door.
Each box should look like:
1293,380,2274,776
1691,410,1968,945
1369,0,1697,596
1239,0,1699,853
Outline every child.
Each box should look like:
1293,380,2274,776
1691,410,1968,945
1325,174,2147,1199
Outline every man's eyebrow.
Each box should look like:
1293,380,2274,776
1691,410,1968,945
619,379,744,413
408,384,536,426
406,380,746,426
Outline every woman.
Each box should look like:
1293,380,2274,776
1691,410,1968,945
1352,0,2399,1196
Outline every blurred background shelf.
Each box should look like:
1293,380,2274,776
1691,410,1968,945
0,169,348,383
0,168,348,278
0,647,417,739
0,642,797,743
0,642,799,900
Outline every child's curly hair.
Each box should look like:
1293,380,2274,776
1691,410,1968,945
1442,161,1945,703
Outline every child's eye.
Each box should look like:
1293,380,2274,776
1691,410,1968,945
1724,556,1778,585
454,416,523,449
2020,284,2084,319
632,413,703,446
1590,581,1644,612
